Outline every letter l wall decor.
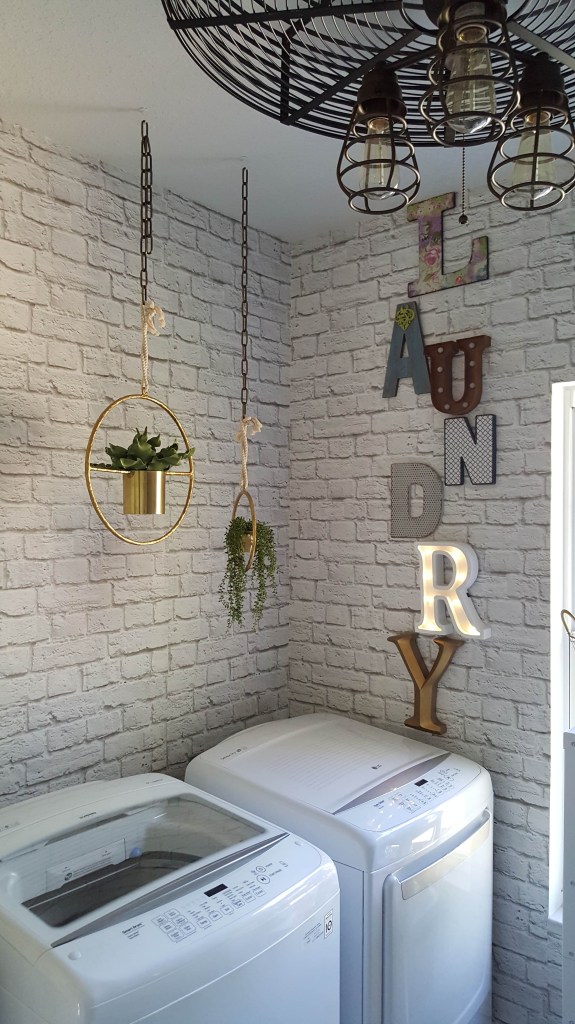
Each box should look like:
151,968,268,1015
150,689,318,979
407,192,489,297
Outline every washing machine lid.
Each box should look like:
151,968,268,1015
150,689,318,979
0,775,282,950
197,714,448,815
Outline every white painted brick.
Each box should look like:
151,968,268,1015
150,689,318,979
288,188,575,1024
52,228,87,263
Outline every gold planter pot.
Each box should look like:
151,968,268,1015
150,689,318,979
123,471,166,515
243,533,254,554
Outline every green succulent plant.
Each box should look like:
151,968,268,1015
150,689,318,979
92,427,194,472
219,516,277,627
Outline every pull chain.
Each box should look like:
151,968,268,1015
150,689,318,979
459,149,468,226
140,120,153,306
240,167,249,420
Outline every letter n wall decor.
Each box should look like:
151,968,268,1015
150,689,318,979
444,415,497,486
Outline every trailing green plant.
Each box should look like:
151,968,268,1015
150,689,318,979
219,515,277,627
92,426,194,472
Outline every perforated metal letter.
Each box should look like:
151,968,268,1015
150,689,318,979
390,463,443,539
444,415,497,486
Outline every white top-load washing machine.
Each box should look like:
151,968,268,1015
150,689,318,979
0,773,340,1024
186,713,493,1024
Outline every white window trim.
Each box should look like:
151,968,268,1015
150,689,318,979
549,381,575,921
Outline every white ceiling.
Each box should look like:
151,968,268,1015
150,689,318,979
0,0,491,241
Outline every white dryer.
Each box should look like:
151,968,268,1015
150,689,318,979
0,773,340,1024
186,713,493,1024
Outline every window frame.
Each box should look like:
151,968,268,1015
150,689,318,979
549,381,575,920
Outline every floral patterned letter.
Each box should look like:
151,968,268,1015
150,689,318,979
407,192,488,297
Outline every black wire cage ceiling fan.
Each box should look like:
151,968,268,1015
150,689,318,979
161,0,575,214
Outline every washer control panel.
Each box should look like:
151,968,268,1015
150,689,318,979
140,846,297,945
339,757,481,832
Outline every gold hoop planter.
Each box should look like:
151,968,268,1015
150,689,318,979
85,393,194,547
232,488,257,572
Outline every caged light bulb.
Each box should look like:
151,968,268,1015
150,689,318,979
511,111,556,201
445,21,496,134
361,117,400,197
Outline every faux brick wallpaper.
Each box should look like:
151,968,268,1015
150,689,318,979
0,119,290,798
289,194,575,1022
0,109,570,1022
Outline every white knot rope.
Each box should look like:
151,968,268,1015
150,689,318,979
141,299,166,395
235,415,262,491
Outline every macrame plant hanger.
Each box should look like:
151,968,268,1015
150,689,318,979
232,168,261,571
85,120,195,546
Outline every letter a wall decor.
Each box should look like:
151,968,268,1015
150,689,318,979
407,192,489,297
426,335,491,415
444,414,497,486
390,463,443,539
382,302,430,399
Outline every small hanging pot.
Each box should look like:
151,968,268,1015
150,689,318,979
123,470,166,515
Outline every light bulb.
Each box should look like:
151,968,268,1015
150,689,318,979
511,111,555,201
361,117,400,198
445,23,496,134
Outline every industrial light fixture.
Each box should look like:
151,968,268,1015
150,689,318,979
162,0,575,215
421,0,519,145
487,53,575,209
337,63,420,213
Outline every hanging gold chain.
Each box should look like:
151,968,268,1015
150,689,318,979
240,167,249,419
140,120,153,305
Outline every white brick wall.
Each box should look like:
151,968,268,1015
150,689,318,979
289,190,573,1023
0,119,290,798
0,110,568,1020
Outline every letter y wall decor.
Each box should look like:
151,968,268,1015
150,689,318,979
388,632,464,735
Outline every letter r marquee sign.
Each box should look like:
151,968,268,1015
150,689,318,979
416,542,491,640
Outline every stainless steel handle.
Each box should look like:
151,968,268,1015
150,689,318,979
400,813,491,900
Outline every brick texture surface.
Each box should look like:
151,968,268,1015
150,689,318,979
0,112,568,1021
0,120,289,797
289,191,573,1024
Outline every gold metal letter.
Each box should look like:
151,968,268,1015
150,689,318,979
388,632,464,734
